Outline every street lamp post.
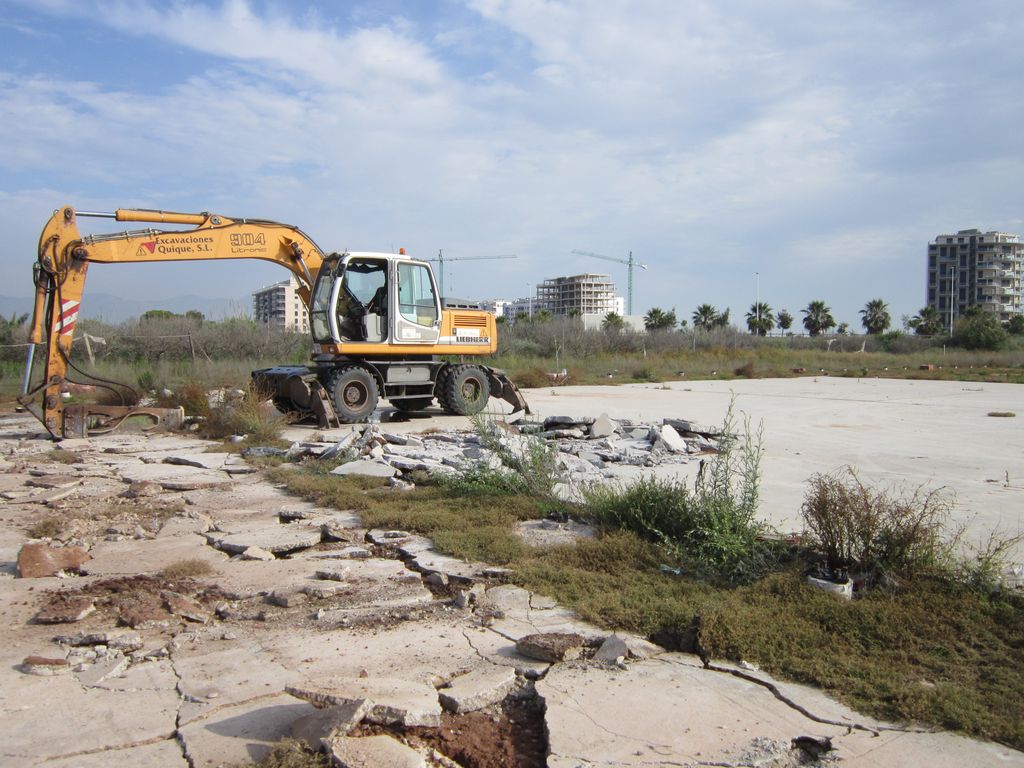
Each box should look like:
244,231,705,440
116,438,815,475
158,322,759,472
755,271,760,335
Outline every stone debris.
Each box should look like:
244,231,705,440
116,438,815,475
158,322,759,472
287,677,442,727
291,699,369,751
33,596,96,624
76,654,129,687
266,589,308,608
21,655,71,676
54,630,144,652
164,592,212,623
17,542,92,578
327,734,427,768
209,525,323,555
26,474,83,490
331,459,399,478
515,519,597,548
516,632,586,663
438,666,518,714
240,545,276,561
316,567,350,582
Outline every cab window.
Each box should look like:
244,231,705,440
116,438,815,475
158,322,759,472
397,263,438,326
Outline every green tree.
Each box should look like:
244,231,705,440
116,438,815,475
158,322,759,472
184,310,205,323
836,322,849,335
908,306,943,336
692,304,718,331
777,309,793,332
745,302,774,336
713,307,731,328
644,307,677,332
953,310,1007,350
141,309,176,322
1007,314,1024,335
859,299,890,335
602,312,625,332
801,300,835,336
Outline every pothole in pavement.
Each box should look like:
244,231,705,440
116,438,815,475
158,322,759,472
356,691,548,768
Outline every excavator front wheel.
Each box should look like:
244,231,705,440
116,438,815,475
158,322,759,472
438,364,489,416
325,366,379,423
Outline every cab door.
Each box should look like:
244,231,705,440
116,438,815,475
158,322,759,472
393,261,441,344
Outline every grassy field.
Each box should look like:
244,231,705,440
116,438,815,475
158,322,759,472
264,454,1024,750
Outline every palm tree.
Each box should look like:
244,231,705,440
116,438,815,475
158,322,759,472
692,304,718,331
909,306,943,336
745,302,774,336
860,299,891,335
602,312,625,332
801,300,836,336
644,307,677,332
777,309,793,332
713,307,731,328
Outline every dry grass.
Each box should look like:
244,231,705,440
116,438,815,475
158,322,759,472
162,558,216,580
27,516,65,539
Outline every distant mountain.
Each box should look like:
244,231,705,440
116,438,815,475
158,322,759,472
0,293,250,323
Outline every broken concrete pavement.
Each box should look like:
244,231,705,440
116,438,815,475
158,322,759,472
0,409,1021,768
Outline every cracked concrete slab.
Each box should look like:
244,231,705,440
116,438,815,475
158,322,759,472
0,672,180,763
177,694,317,768
81,535,227,577
41,739,187,768
173,643,303,726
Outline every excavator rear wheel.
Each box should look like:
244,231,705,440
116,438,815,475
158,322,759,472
325,366,379,423
437,364,489,416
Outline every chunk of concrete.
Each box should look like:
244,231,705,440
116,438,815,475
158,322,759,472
658,424,690,453
17,542,91,578
438,666,517,714
515,633,585,663
327,735,426,768
213,526,322,554
330,460,397,478
287,677,442,727
241,545,275,561
291,699,369,751
76,655,130,687
588,413,619,439
21,655,71,675
33,596,96,624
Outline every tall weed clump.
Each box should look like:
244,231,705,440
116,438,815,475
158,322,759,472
801,468,955,579
585,402,776,583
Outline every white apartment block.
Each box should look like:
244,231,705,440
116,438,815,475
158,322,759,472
253,276,310,333
927,229,1023,331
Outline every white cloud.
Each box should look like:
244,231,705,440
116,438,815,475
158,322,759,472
0,0,1021,324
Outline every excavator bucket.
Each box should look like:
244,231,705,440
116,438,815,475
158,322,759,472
485,368,531,416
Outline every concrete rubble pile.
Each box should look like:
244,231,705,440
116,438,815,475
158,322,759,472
242,412,724,502
1,410,1022,768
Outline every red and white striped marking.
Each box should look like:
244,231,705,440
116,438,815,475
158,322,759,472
54,299,80,337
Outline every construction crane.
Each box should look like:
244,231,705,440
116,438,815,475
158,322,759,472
571,249,648,315
428,251,517,296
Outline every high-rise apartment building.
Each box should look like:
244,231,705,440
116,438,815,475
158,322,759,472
253,276,309,333
927,229,1023,331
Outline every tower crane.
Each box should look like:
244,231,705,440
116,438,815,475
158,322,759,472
428,251,517,296
571,249,648,315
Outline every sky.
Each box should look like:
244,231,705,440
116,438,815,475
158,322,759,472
1,0,1022,328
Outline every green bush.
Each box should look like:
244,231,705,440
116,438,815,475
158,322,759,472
953,312,1007,350
585,403,778,583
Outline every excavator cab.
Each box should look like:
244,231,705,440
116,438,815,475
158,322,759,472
309,252,441,348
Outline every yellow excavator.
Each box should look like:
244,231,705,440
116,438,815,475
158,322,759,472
21,205,530,439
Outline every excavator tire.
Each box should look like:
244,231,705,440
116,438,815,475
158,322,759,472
437,364,489,416
325,365,379,423
392,397,434,413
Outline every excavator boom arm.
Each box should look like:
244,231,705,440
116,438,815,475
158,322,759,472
24,205,327,438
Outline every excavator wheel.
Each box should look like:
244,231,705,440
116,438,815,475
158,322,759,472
437,364,489,416
325,365,379,423
392,397,434,413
